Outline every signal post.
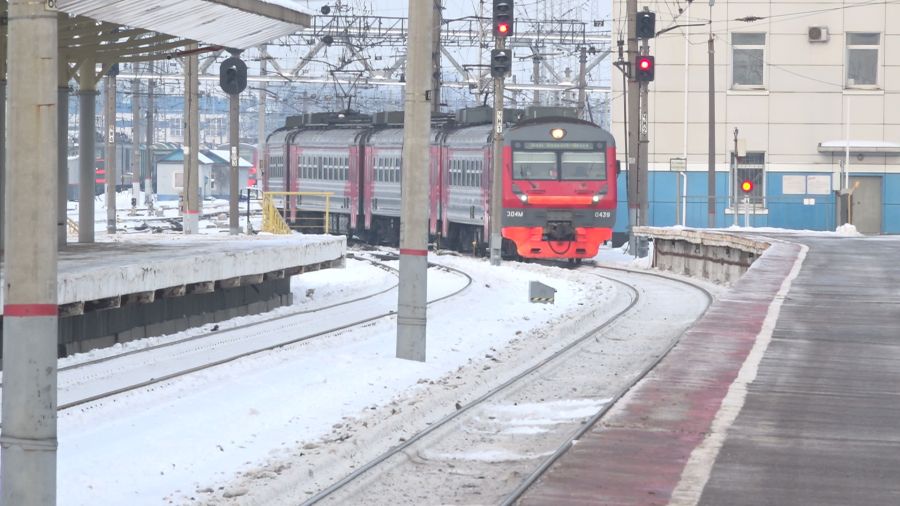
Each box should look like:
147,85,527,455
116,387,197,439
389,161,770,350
489,0,513,266
220,51,248,235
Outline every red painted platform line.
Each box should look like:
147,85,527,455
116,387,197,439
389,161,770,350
521,243,803,506
399,248,428,256
4,304,58,317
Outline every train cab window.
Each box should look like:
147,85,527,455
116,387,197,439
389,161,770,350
561,151,606,180
513,151,557,180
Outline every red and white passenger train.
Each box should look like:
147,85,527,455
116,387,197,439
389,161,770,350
264,108,617,261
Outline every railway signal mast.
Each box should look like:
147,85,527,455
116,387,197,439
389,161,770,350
490,0,514,266
627,3,654,256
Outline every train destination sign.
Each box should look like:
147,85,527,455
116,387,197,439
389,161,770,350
522,141,596,150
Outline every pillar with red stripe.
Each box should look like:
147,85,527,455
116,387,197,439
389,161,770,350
396,0,434,362
2,0,60,502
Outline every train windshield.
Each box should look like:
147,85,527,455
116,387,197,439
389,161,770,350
560,151,606,181
512,152,557,180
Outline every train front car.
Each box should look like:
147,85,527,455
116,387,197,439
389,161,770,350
501,117,617,261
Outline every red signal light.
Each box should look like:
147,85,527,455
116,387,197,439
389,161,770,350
639,58,651,70
741,180,754,193
498,22,509,34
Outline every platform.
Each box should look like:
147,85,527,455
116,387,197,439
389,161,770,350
521,233,900,505
0,233,345,358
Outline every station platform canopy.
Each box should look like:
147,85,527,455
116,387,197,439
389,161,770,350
55,0,311,49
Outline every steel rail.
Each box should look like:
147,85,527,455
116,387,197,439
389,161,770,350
301,270,643,505
2,257,472,413
0,256,399,387
498,266,715,505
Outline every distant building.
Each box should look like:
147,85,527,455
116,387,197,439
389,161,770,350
612,0,900,234
156,149,252,201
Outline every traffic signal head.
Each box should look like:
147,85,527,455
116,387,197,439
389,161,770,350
741,179,754,193
491,49,512,78
636,11,656,39
635,55,655,82
493,0,514,37
219,56,248,95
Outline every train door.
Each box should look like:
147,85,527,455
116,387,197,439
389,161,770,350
849,175,882,234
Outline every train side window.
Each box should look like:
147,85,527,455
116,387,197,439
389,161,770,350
317,157,323,179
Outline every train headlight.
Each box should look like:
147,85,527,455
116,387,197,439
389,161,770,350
519,194,529,203
550,128,566,140
592,194,602,203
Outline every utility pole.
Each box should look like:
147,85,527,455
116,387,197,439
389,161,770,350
489,0,513,266
532,52,541,105
626,0,639,254
258,44,268,200
576,46,587,119
396,0,434,362
707,0,716,228
732,127,739,226
221,49,247,236
1,0,59,503
432,0,443,114
638,33,649,255
105,68,118,235
131,76,141,214
490,39,506,266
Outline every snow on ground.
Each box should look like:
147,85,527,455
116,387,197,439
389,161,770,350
48,248,618,505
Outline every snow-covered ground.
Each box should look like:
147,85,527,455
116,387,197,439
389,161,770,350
47,199,857,504
40,247,639,505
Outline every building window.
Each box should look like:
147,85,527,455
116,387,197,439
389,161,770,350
732,33,766,88
731,151,765,207
846,33,880,88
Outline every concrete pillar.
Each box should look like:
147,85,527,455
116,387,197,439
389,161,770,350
131,78,140,209
0,34,6,255
183,46,200,234
105,72,117,234
229,88,240,235
257,45,267,190
58,59,69,248
146,77,154,200
396,0,434,362
1,0,60,504
78,58,97,243
489,39,506,266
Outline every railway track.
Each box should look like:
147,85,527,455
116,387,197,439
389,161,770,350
299,266,714,505
0,255,473,416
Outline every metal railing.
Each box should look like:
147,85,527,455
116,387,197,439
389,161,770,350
261,192,333,235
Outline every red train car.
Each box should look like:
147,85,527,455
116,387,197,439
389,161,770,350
264,109,617,261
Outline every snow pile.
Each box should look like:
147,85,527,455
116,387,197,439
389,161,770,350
834,223,863,237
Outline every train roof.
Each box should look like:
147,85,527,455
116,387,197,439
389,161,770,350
444,123,492,147
290,126,368,146
506,116,615,146
368,126,442,146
